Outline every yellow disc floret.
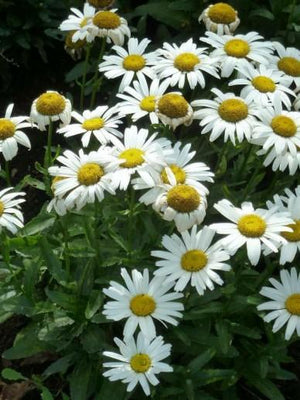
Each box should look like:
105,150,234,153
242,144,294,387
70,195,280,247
0,119,15,140
208,3,236,24
140,95,156,112
252,76,276,93
93,11,121,29
123,55,146,71
161,164,186,184
174,53,200,72
237,214,266,238
130,353,151,373
167,184,200,213
130,294,156,316
271,115,297,137
278,57,300,77
218,99,248,122
77,163,104,185
0,201,4,216
119,148,144,168
36,92,66,116
224,39,250,58
88,0,114,8
181,249,208,272
285,293,300,315
281,220,300,242
51,176,66,194
82,117,105,131
158,93,189,119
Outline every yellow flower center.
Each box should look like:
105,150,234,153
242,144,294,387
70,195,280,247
88,0,113,8
181,249,208,272
158,93,189,119
0,119,15,140
252,76,276,93
285,293,300,315
93,11,121,29
271,115,297,137
224,39,250,58
82,117,105,131
174,52,200,72
77,163,104,186
218,99,248,122
237,214,266,238
130,354,151,373
130,294,156,316
80,17,88,28
51,176,66,194
161,164,186,184
281,220,300,242
0,201,4,216
278,57,300,77
123,55,146,72
139,95,156,112
119,148,145,168
167,184,200,213
208,2,236,24
65,31,86,49
36,92,66,116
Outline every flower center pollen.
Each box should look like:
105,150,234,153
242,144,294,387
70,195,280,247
158,94,189,119
82,117,105,131
140,95,156,112
36,93,66,116
0,119,15,140
130,353,151,373
281,220,300,242
224,39,250,58
119,148,145,168
252,76,276,93
271,115,297,137
0,201,4,216
218,99,248,122
167,184,200,213
93,11,121,29
181,249,208,272
51,176,66,194
278,57,300,77
77,163,104,185
161,164,186,184
208,3,236,24
174,53,200,72
80,17,88,28
285,293,300,315
130,294,156,316
237,214,266,237
123,55,146,72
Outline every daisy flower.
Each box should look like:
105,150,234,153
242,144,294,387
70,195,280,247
103,268,183,339
201,31,274,78
48,148,117,210
116,77,169,124
59,3,96,43
30,91,72,131
294,89,300,111
99,38,156,92
151,226,231,295
46,176,69,216
153,38,219,90
58,105,123,147
210,199,294,266
0,104,31,161
0,188,25,234
198,2,240,35
229,64,295,109
257,267,300,340
64,31,86,60
103,332,173,396
88,0,114,8
270,42,300,87
192,88,258,145
256,147,300,175
155,93,193,130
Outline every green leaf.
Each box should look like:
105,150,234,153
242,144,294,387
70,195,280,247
45,289,78,313
43,353,77,377
250,8,275,20
188,348,216,375
249,378,285,400
65,61,87,83
39,237,67,284
80,326,105,354
69,358,92,400
215,320,231,354
85,291,103,319
41,387,54,400
21,213,55,236
132,2,185,29
1,368,27,381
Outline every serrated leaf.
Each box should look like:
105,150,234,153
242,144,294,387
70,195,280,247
39,237,67,284
1,368,27,381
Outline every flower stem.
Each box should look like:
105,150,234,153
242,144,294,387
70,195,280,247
80,43,92,111
4,160,11,186
90,38,106,110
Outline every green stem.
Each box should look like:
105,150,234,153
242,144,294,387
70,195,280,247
80,44,92,111
59,217,70,277
90,38,106,109
128,188,136,261
45,120,53,171
4,160,11,186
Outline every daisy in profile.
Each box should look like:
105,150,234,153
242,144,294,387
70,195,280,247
210,199,293,266
88,0,114,8
30,91,72,131
155,93,193,130
64,31,86,60
0,188,25,234
271,42,300,87
99,38,156,92
0,104,31,161
201,31,274,78
116,77,169,124
256,146,300,175
257,268,300,340
58,105,123,147
229,64,295,109
59,3,96,43
192,88,258,145
151,226,231,295
49,148,117,210
103,332,173,396
103,268,183,339
198,2,240,35
153,38,219,90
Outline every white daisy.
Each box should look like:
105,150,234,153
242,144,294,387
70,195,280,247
229,64,295,109
30,91,72,131
64,31,86,60
201,31,274,78
0,104,31,161
192,88,258,145
99,37,156,92
0,187,25,234
103,332,173,396
151,226,231,296
270,42,300,87
210,199,294,266
198,2,240,35
103,268,183,339
116,77,169,124
57,105,123,147
256,147,300,175
257,267,300,340
46,176,69,216
294,90,300,111
155,92,193,130
153,38,219,90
